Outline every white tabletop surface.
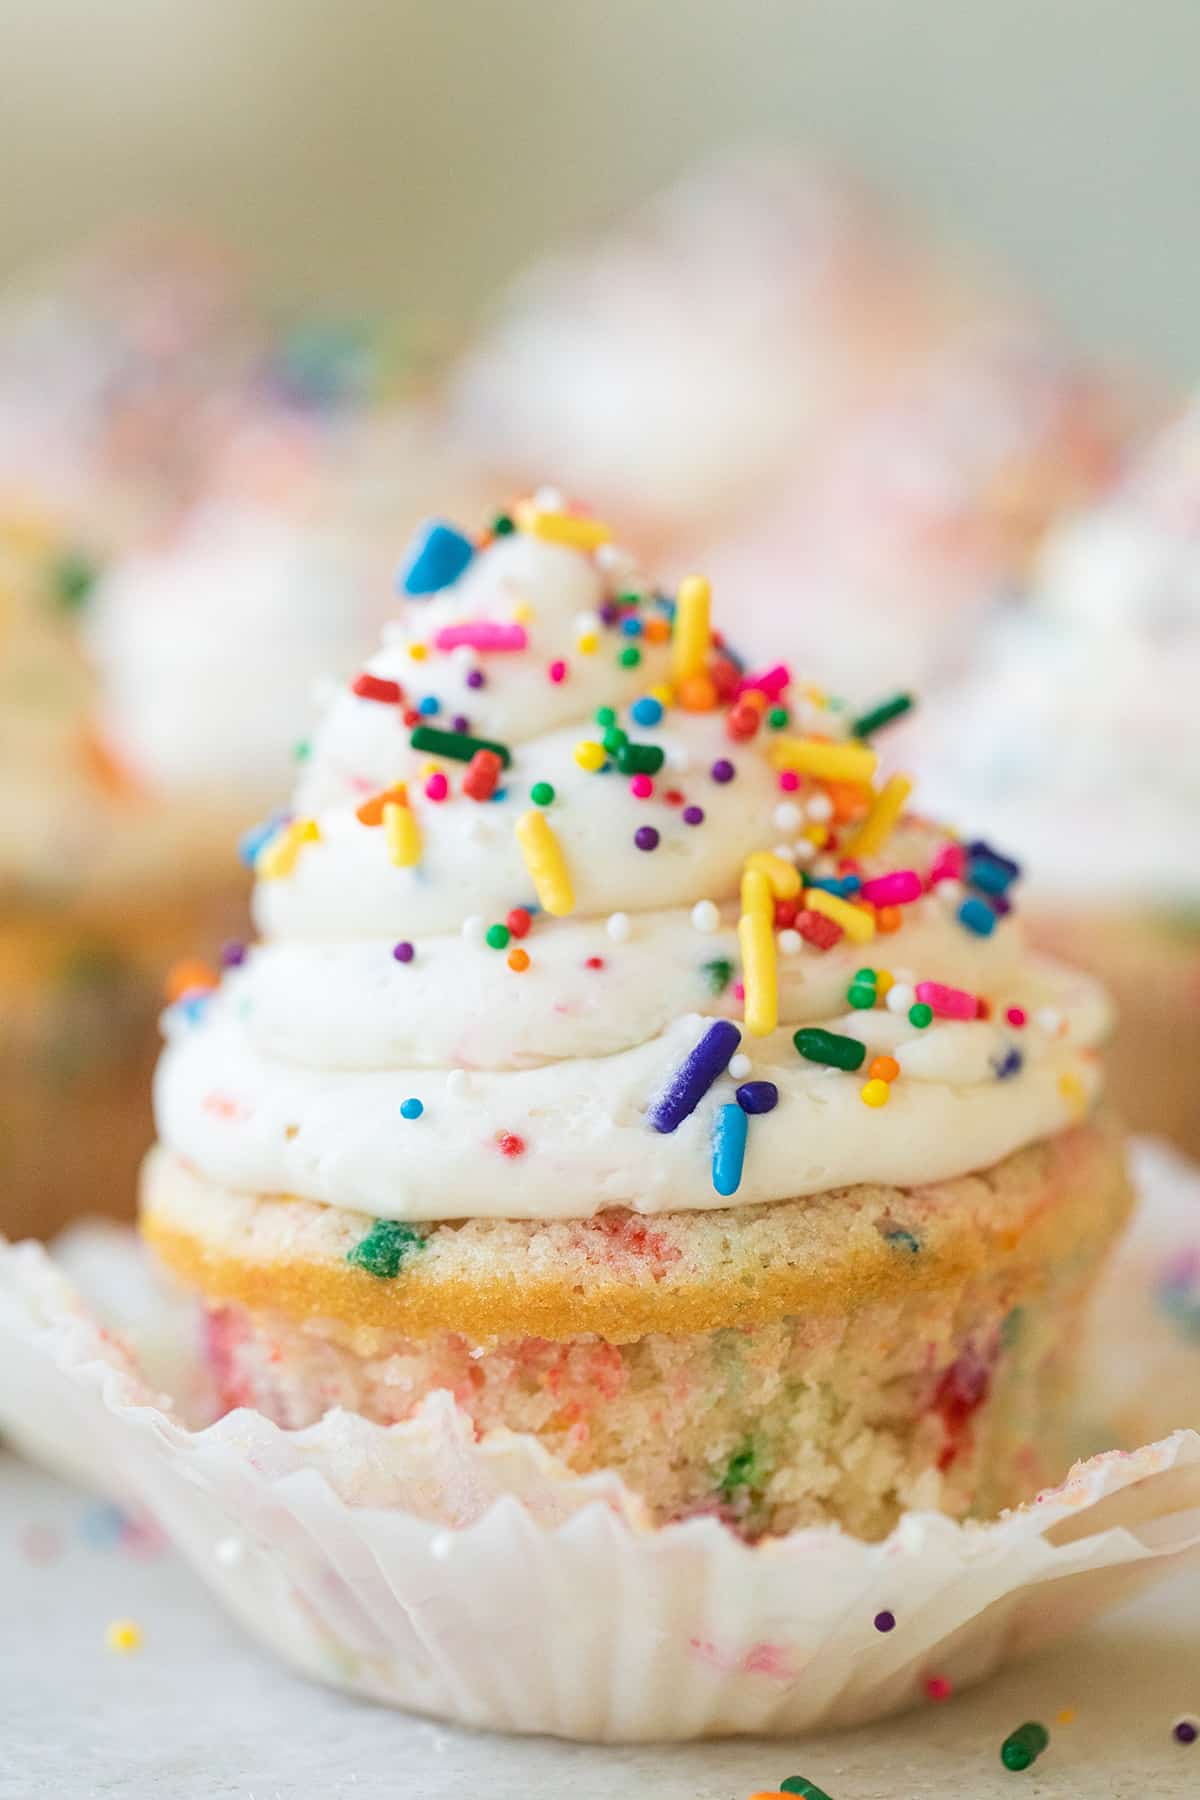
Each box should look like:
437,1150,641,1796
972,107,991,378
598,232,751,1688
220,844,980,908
2,1450,1199,1800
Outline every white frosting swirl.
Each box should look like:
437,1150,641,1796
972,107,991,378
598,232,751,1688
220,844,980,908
153,523,1110,1221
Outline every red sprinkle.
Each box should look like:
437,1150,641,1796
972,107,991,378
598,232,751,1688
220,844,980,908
506,907,532,939
463,748,503,801
496,1130,526,1158
796,909,844,950
352,672,403,705
726,701,760,742
585,955,605,969
773,897,799,929
663,788,685,806
709,655,741,700
402,706,422,727
1006,1006,1027,1027
925,1676,954,1702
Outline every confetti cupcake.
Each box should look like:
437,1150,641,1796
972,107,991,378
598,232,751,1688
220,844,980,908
912,394,1200,1153
139,496,1130,1545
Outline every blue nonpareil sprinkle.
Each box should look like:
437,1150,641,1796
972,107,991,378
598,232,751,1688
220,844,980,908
992,1045,1024,1080
958,896,998,936
631,696,664,727
647,1019,741,1133
397,519,475,596
736,1080,779,1115
711,1101,748,1196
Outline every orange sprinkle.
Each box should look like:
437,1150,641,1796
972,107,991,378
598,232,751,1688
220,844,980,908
643,615,670,644
165,958,218,1003
826,779,871,824
740,687,768,714
356,781,408,826
869,1055,900,1083
677,672,718,712
507,947,530,972
875,904,903,933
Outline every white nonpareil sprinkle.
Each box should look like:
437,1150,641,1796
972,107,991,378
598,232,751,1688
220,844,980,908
1036,1007,1063,1035
792,839,817,863
690,900,720,933
533,484,565,511
938,879,964,906
805,792,834,822
606,911,632,943
773,801,802,833
445,1069,469,1098
462,916,486,946
778,929,802,956
214,1537,244,1568
666,744,692,774
728,1052,752,1079
573,611,601,635
886,982,916,1015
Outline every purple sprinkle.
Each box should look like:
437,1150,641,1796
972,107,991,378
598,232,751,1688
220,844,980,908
220,940,247,968
711,758,735,784
451,714,470,734
647,1019,742,1134
873,1610,896,1633
392,941,415,964
682,805,705,826
1175,1720,1198,1745
466,669,485,690
599,600,620,626
736,1080,779,1115
634,826,660,851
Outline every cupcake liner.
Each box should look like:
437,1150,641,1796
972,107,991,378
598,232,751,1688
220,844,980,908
4,1148,1200,1742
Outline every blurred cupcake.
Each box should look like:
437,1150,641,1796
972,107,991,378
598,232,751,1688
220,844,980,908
450,147,976,557
911,395,1200,1150
672,318,1130,697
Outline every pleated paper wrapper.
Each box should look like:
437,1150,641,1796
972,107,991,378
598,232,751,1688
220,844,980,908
3,1138,1200,1743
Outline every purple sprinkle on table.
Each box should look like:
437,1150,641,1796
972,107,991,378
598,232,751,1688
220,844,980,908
392,941,415,964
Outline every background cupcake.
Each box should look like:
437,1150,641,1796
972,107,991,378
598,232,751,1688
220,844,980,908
911,394,1200,1152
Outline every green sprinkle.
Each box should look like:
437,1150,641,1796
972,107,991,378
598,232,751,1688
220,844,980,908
51,550,99,613
781,1781,836,1800
616,590,643,608
847,982,877,1010
794,1027,867,1071
293,739,311,763
852,692,914,738
485,923,510,950
616,742,665,776
595,705,617,727
854,967,877,982
530,781,555,806
409,724,511,767
602,725,628,754
701,957,734,995
718,1442,757,1500
618,645,641,668
767,705,789,729
491,512,515,536
348,1219,424,1279
1000,1722,1049,1771
884,1227,921,1255
908,1002,934,1029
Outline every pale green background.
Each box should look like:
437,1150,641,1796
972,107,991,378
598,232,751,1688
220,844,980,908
1,0,1197,375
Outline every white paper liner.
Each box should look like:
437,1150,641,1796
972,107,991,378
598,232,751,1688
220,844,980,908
4,1138,1200,1742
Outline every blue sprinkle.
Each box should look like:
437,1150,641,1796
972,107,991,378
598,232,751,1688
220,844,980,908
965,854,1015,896
397,520,475,596
417,695,440,716
806,874,862,898
992,1046,1024,1080
711,1102,748,1197
736,1080,779,1115
177,992,212,1025
489,787,508,803
884,1227,921,1255
239,811,288,869
400,1097,424,1120
647,1020,742,1134
958,896,997,936
620,615,643,637
966,840,1021,884
631,696,664,727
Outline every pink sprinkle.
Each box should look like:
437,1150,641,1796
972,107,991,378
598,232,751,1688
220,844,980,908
915,980,979,1020
1006,1006,1027,1027
734,663,790,700
778,770,800,793
860,869,922,906
548,658,568,684
630,774,654,799
733,980,746,1002
425,772,449,802
925,1675,953,1702
928,842,966,885
433,620,528,654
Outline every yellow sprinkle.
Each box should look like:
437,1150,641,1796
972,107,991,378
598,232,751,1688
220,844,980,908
744,850,802,900
648,681,675,706
1058,1070,1087,1116
383,800,421,868
738,884,778,1037
850,774,913,858
1057,1708,1076,1726
672,574,711,683
576,632,600,655
875,968,894,997
574,739,606,772
768,736,878,784
515,809,574,916
514,501,613,549
802,823,829,847
861,1078,890,1108
510,601,535,623
256,817,320,880
407,642,428,662
105,1619,142,1654
803,886,876,943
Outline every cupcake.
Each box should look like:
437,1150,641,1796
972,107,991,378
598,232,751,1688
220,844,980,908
911,394,1200,1152
139,495,1129,1543
672,317,1130,697
450,148,976,558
